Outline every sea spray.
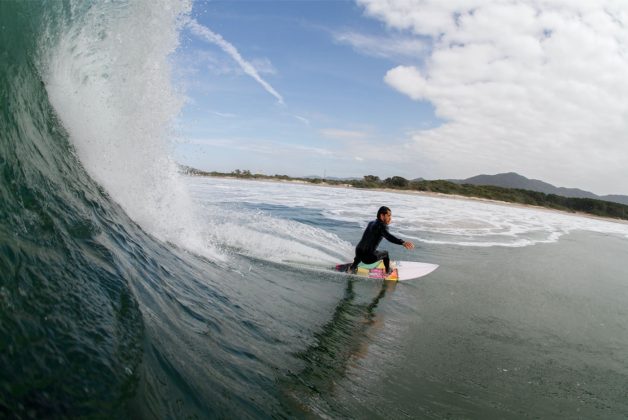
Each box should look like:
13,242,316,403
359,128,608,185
186,177,356,264
42,0,223,260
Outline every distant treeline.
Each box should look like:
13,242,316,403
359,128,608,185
183,167,628,221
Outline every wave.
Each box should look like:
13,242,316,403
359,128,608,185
1,1,361,417
0,1,308,417
1,1,155,415
40,0,223,260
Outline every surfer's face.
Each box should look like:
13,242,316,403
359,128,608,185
380,211,392,225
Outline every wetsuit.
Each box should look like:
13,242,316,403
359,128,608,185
349,219,404,272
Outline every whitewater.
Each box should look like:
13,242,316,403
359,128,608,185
2,0,628,418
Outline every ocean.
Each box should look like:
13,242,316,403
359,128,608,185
2,1,628,418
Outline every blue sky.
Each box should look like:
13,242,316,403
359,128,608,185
174,1,439,180
172,0,628,195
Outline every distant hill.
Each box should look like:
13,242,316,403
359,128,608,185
451,172,628,206
602,195,628,206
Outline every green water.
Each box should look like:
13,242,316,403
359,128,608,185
284,231,628,418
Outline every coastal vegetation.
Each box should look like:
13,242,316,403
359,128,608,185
182,167,628,221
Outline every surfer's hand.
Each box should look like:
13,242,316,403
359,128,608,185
403,241,415,249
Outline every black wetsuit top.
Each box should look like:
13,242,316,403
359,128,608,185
349,219,404,271
355,219,404,255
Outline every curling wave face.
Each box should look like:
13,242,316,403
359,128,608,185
41,0,223,260
0,2,358,417
0,1,277,417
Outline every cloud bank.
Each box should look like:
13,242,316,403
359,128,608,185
359,0,628,194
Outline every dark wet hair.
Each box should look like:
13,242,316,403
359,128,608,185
377,206,391,218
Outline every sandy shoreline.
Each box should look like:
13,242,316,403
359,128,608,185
196,175,628,226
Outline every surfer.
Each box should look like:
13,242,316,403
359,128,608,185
348,206,415,275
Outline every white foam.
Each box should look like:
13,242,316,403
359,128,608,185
43,0,222,260
187,195,353,264
187,177,628,250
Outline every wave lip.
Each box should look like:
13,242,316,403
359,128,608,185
0,0,208,417
42,0,222,260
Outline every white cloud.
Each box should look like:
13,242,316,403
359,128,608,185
320,128,369,140
187,19,284,104
358,0,628,194
249,57,277,75
212,111,236,118
183,137,338,158
294,115,311,125
384,65,427,100
333,31,426,61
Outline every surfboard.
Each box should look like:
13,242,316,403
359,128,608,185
334,260,439,281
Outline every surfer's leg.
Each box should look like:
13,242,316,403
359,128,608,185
348,255,360,273
350,249,378,273
359,252,378,265
375,250,391,274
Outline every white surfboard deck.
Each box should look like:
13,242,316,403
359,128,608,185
334,260,439,281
